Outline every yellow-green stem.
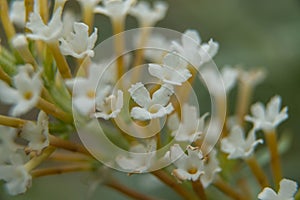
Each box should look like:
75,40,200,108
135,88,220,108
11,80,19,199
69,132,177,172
112,18,125,80
213,178,245,200
37,97,73,123
0,66,11,84
39,0,49,23
31,163,93,177
245,156,269,188
24,146,56,171
82,5,94,33
24,0,34,23
48,42,72,79
235,82,252,126
192,180,207,200
151,170,197,200
106,179,159,200
0,115,26,128
0,0,16,41
264,130,282,188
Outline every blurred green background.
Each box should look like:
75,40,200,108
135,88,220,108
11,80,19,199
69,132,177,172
1,0,300,199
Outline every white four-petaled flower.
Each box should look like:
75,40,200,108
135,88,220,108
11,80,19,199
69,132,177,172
221,126,263,159
245,95,288,132
169,144,204,181
0,65,42,116
59,22,98,58
95,90,123,120
171,30,219,69
168,104,208,143
129,1,168,26
129,82,174,121
94,0,136,21
258,178,298,200
21,111,49,153
148,53,191,86
26,7,63,43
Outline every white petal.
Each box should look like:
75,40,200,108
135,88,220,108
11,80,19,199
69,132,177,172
258,188,278,200
278,179,298,198
151,84,174,106
128,82,151,108
131,107,151,121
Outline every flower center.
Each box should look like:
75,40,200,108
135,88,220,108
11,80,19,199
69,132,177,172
23,91,33,100
148,104,161,114
188,167,198,174
87,90,96,99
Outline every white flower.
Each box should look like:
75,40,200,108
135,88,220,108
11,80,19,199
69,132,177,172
62,10,78,38
201,149,221,188
221,66,238,92
128,82,174,121
238,69,266,87
129,1,168,26
168,104,208,143
0,152,31,196
169,144,204,181
94,0,136,21
258,178,298,200
59,22,98,58
21,111,49,152
148,53,191,86
0,65,42,116
0,126,20,164
94,90,123,120
245,95,288,132
26,7,63,43
171,30,219,69
9,0,26,28
116,139,156,173
221,126,263,159
66,62,114,116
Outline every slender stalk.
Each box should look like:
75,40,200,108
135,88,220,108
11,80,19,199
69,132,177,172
213,178,245,200
49,135,91,156
24,146,56,171
0,0,16,41
48,42,72,79
264,130,282,188
106,179,159,200
112,18,125,80
245,156,269,188
31,163,93,177
39,0,49,23
82,5,94,33
36,97,73,123
24,0,34,22
49,152,92,162
151,170,197,200
235,82,252,126
192,180,207,200
0,115,26,128
0,66,11,84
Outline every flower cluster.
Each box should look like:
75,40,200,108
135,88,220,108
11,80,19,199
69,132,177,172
0,0,298,199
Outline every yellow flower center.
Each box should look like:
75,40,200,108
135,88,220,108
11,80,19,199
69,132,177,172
188,167,198,174
23,91,33,100
87,90,96,99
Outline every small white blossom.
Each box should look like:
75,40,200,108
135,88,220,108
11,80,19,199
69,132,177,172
66,62,114,116
148,53,191,86
258,178,298,200
9,1,26,28
245,95,288,132
12,34,28,49
129,1,168,26
129,82,174,121
169,144,204,181
201,149,221,188
26,7,63,43
222,66,238,92
171,30,219,69
59,22,98,58
94,0,136,21
221,126,263,159
238,69,266,87
116,139,156,173
94,90,123,120
0,65,42,116
0,126,20,164
21,111,49,152
0,152,31,196
168,104,208,143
